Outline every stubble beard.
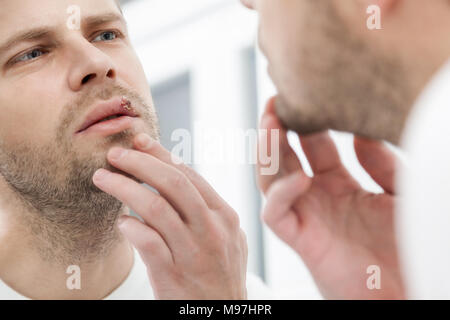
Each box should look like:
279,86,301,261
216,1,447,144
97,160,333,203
274,1,415,145
0,87,159,266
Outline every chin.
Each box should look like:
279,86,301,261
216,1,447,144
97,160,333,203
274,94,296,129
274,94,329,136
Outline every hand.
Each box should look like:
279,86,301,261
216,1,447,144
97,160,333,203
257,98,404,299
93,134,248,300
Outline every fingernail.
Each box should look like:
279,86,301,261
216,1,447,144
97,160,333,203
260,113,272,129
109,147,128,161
93,168,109,182
136,134,152,149
259,115,267,129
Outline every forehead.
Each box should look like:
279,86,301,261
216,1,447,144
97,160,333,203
0,0,120,34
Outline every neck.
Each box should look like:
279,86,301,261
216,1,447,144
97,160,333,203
0,185,134,299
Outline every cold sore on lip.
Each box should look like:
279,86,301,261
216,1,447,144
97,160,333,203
76,96,137,135
121,96,132,111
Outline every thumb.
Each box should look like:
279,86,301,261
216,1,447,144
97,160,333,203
262,171,311,247
257,97,302,194
354,136,397,194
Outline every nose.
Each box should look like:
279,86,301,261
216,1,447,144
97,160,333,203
67,40,117,92
240,0,254,10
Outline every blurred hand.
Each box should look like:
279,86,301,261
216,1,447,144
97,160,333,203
257,98,404,299
93,133,248,300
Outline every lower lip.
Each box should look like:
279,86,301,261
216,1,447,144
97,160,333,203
75,116,138,137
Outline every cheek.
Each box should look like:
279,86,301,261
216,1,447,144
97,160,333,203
259,14,303,89
259,0,302,60
0,86,56,146
115,50,153,102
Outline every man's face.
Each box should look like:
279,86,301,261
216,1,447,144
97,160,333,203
242,0,414,144
0,0,159,234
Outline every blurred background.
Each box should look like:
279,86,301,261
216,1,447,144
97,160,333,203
120,0,386,299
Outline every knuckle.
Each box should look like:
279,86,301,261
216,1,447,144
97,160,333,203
166,171,189,189
180,165,199,182
203,222,219,242
227,211,241,229
148,196,167,214
141,237,161,253
206,227,227,252
203,214,219,233
196,204,212,221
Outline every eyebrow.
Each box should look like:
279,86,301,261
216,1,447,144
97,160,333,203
0,29,55,57
0,12,126,59
83,12,126,31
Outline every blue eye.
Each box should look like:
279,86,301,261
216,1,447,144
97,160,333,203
93,31,119,42
14,48,46,63
9,30,122,66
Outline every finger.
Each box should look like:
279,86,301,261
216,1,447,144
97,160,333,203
257,97,303,193
93,168,190,254
299,131,343,175
268,97,303,178
118,215,174,270
262,171,311,248
133,134,227,211
106,148,209,226
354,136,396,194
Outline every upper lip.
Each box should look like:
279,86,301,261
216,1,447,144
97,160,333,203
76,97,138,133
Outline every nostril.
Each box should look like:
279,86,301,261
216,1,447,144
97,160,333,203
81,73,96,85
106,69,115,78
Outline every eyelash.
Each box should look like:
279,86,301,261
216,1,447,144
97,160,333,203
10,30,124,66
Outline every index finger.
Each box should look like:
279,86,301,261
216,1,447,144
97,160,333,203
354,136,397,194
133,134,228,211
257,97,303,194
